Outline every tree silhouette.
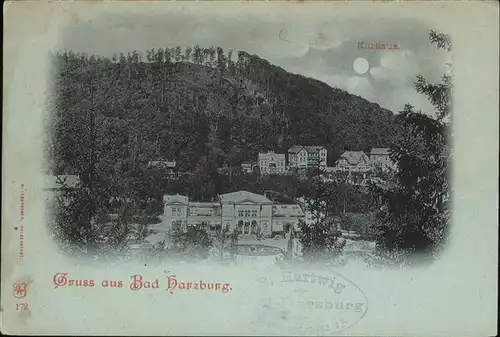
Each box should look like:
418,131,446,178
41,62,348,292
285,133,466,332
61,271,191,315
371,30,452,263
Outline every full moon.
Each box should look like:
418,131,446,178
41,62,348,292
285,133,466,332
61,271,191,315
353,57,370,75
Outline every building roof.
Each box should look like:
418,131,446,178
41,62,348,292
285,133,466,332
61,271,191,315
258,151,285,161
288,145,326,154
338,151,369,165
188,202,220,216
188,202,220,208
303,146,325,154
163,194,189,205
370,148,391,155
288,145,305,154
44,175,80,189
219,191,273,204
272,204,305,217
148,160,176,168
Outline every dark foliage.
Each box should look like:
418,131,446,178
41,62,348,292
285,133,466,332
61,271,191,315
169,226,213,260
370,31,452,262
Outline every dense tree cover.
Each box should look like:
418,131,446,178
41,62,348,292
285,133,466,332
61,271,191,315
370,31,452,263
295,177,380,261
168,226,213,260
44,44,400,260
47,45,396,179
297,217,346,262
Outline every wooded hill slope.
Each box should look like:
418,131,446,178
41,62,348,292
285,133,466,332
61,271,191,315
48,47,397,175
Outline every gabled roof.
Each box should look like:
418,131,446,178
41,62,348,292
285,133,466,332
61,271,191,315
288,145,305,154
258,151,285,161
288,145,326,154
370,148,390,155
337,151,369,165
219,191,273,204
44,175,80,189
303,146,325,154
163,194,189,205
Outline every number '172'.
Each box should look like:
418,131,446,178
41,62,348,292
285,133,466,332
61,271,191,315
16,303,28,311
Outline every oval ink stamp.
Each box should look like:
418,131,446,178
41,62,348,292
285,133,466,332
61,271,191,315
254,269,368,335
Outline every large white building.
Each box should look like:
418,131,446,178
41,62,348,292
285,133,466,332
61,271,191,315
258,151,286,175
288,146,327,169
162,191,304,238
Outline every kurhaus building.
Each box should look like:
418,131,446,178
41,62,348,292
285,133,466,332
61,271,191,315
162,191,305,237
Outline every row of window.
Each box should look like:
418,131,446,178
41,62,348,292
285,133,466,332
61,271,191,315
172,207,183,217
172,207,264,217
237,209,259,217
259,161,285,166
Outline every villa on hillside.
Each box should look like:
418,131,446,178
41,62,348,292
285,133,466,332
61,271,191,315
162,191,304,238
288,145,327,169
258,151,286,175
147,160,177,175
241,161,256,174
370,148,397,172
335,151,372,172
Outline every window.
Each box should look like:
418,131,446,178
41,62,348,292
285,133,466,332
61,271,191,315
245,210,251,217
238,210,244,217
172,207,183,217
237,220,243,233
251,209,258,217
251,221,258,234
244,222,250,234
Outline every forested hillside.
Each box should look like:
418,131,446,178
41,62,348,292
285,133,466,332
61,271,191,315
47,46,397,176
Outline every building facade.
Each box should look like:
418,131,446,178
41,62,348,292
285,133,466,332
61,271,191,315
288,146,327,169
241,161,256,174
335,151,372,172
370,148,396,172
147,160,176,175
258,151,286,175
162,191,304,237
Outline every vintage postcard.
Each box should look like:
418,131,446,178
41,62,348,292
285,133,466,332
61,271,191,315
2,1,498,336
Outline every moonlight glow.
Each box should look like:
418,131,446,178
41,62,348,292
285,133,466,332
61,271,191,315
353,57,370,75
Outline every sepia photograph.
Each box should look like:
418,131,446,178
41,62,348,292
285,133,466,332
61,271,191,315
2,2,497,336
44,10,452,269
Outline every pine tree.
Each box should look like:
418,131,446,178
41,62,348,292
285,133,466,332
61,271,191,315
372,30,452,264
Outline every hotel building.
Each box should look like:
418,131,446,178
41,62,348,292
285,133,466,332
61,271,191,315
288,146,327,169
162,191,305,237
258,151,286,175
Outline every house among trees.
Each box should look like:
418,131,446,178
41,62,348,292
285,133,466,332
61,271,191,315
370,148,397,172
240,161,256,174
258,151,286,175
162,191,304,239
147,160,176,175
288,146,327,169
335,151,371,172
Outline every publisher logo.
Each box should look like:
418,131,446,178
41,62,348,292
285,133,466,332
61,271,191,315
13,282,28,299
